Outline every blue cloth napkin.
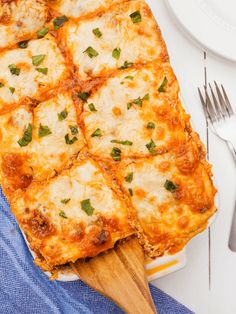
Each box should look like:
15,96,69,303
0,189,193,314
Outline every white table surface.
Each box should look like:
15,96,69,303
147,1,236,313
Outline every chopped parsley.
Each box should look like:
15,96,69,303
158,77,168,93
130,11,142,23
77,92,90,101
127,102,132,110
83,46,99,58
127,93,149,109
164,180,178,192
80,199,95,216
61,198,71,204
146,139,157,155
112,48,121,60
147,122,155,129
125,75,134,80
91,128,102,137
120,61,133,70
128,188,133,196
32,54,46,66
111,140,133,146
38,124,52,138
111,147,121,161
8,64,20,76
0,83,4,88
69,125,78,135
59,210,68,218
65,133,78,145
37,27,49,38
53,15,69,30
125,172,133,183
36,67,48,75
58,108,68,121
92,28,102,38
17,124,33,147
88,103,97,112
18,40,29,49
9,87,15,94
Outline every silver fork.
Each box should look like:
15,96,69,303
198,82,236,251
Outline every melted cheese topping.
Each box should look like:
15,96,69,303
0,0,48,48
48,0,122,18
115,141,216,256
83,62,189,159
11,157,133,266
62,0,166,80
0,35,68,114
0,93,85,196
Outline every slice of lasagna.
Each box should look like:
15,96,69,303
10,155,133,269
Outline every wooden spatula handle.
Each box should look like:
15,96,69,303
71,237,157,314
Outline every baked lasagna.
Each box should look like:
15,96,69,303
0,0,216,272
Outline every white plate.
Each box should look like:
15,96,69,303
166,0,236,62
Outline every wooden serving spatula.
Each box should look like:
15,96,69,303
71,237,157,314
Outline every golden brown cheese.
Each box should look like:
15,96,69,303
60,0,167,80
113,140,217,256
0,35,68,114
0,93,85,196
10,156,133,268
0,0,48,49
83,62,190,160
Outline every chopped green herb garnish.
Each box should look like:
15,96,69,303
91,128,102,137
125,172,133,183
128,188,133,196
8,64,20,76
0,83,4,88
92,28,102,38
9,87,15,94
125,76,134,80
127,102,132,110
81,199,95,216
164,180,178,192
112,47,121,60
83,46,99,58
88,103,97,112
133,97,142,106
37,27,49,38
142,93,150,101
111,147,121,161
53,15,69,30
59,210,68,218
127,93,149,109
146,139,157,155
36,67,48,75
65,133,78,145
18,40,29,49
130,11,142,23
32,54,46,66
69,125,78,135
120,61,133,70
77,92,90,101
158,77,168,93
111,140,133,146
58,108,68,121
147,122,155,129
61,198,71,204
17,124,33,147
38,124,52,138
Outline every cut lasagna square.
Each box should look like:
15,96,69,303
0,93,85,197
61,0,167,80
48,0,123,19
0,0,48,49
10,155,133,268
0,35,68,114
83,62,190,160
113,140,217,256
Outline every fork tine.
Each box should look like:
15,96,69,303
214,81,229,117
209,83,222,120
221,84,234,115
205,87,217,122
198,88,209,118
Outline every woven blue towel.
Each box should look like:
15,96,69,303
0,189,193,314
